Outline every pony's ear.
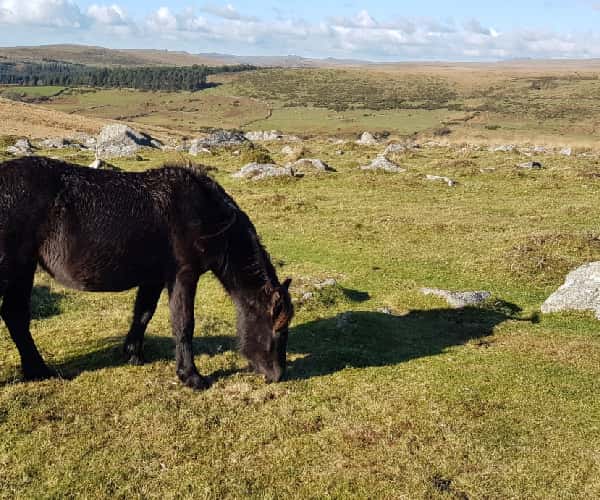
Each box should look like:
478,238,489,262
281,278,292,291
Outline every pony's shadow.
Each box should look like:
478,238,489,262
2,301,524,385
285,302,523,380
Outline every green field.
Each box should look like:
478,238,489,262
18,67,600,147
1,140,599,497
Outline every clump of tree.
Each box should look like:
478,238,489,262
0,61,256,91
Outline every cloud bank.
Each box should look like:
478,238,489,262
0,1,598,61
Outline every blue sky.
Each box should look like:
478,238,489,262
1,0,600,60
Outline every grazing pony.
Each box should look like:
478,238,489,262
0,157,293,389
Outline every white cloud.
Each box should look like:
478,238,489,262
87,4,127,26
200,3,257,22
1,3,599,61
0,0,85,28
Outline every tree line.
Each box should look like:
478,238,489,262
0,61,256,91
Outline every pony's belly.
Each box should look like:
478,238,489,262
38,245,169,292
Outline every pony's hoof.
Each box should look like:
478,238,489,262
23,365,58,381
181,372,211,391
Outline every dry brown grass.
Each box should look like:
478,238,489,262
0,97,107,138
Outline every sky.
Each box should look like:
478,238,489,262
2,0,600,61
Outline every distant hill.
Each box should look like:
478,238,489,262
0,44,370,68
3,44,600,72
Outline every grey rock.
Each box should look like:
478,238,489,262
491,144,516,153
6,138,33,155
541,262,600,319
194,130,248,149
232,163,298,181
96,124,155,158
560,147,573,156
377,307,394,315
425,174,457,187
39,137,71,149
281,145,296,156
188,139,212,156
533,146,547,153
517,161,543,169
315,278,337,289
288,158,335,173
356,131,378,145
89,158,117,170
301,292,314,301
244,130,283,141
421,288,492,308
361,155,406,173
383,143,406,155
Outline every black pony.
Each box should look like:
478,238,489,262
0,157,293,389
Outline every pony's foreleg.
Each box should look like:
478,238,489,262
124,282,164,365
168,272,209,390
1,262,56,380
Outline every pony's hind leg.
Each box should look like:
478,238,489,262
0,262,56,381
124,282,164,365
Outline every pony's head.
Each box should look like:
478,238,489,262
238,278,294,383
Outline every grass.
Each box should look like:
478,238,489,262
1,140,600,498
19,66,600,148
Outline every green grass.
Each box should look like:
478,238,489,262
0,86,66,100
1,142,600,498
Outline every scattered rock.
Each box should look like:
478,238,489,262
491,144,516,153
560,147,572,156
89,158,117,170
39,137,72,149
377,307,394,315
6,138,33,155
96,124,156,158
281,145,296,156
421,288,492,308
356,131,378,146
288,158,335,173
315,278,337,289
361,155,406,173
517,161,543,169
245,130,283,141
193,130,248,149
479,167,496,173
301,292,314,301
383,143,407,156
541,262,600,319
188,140,212,156
425,174,457,187
232,163,298,181
533,146,547,153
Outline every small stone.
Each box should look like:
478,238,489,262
425,174,457,187
491,144,516,153
232,163,298,181
89,158,117,169
560,147,572,156
517,161,543,169
288,158,335,173
356,132,378,146
421,288,491,308
315,278,337,289
361,155,406,173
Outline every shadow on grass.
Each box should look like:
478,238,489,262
286,303,522,380
1,301,524,386
31,286,65,320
